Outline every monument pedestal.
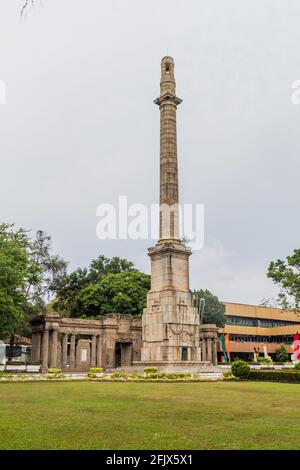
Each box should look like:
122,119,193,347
141,241,202,363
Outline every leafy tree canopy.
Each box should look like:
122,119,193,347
193,289,226,327
267,249,300,311
0,223,67,340
52,255,149,318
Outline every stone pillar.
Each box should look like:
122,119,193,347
41,330,49,372
50,330,58,368
31,332,41,362
96,335,102,368
57,341,62,369
212,338,218,366
91,335,97,367
62,334,68,370
207,337,212,364
70,334,76,369
201,338,207,362
154,56,182,242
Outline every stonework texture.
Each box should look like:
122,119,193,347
141,57,205,364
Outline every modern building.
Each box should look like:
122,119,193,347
218,302,300,362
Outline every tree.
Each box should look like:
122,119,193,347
193,289,226,327
275,346,289,363
76,271,150,318
0,224,67,341
0,224,30,340
267,249,300,311
53,255,141,317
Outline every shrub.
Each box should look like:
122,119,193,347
89,368,104,374
145,372,168,379
88,367,104,378
0,372,13,379
111,372,128,380
144,367,158,374
249,370,300,383
275,346,289,363
129,373,145,380
47,368,64,380
48,369,62,374
295,363,300,371
231,360,250,379
223,371,233,378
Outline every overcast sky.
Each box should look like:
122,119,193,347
0,0,299,305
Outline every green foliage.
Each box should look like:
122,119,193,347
0,224,67,341
249,370,300,383
144,367,158,374
223,371,233,379
0,372,13,379
89,368,103,374
231,360,251,379
145,372,191,380
193,289,226,326
267,249,300,311
111,372,128,380
88,368,104,379
53,255,150,318
294,363,300,370
0,224,30,340
275,346,289,363
47,368,64,380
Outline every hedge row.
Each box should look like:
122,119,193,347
249,370,300,383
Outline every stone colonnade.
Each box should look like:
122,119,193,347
31,312,142,372
31,331,103,371
199,324,219,366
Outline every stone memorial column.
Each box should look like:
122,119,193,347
91,335,97,367
201,337,207,362
41,330,49,372
212,338,218,365
207,337,212,364
50,330,58,368
62,334,68,370
96,335,102,368
70,334,76,369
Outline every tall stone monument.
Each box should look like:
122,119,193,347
141,57,202,363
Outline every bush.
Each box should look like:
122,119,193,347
295,363,300,371
249,370,300,383
223,371,233,378
47,368,64,380
0,372,13,379
89,368,104,374
111,372,128,380
129,373,145,380
231,360,250,379
275,346,289,363
144,367,158,374
48,368,62,374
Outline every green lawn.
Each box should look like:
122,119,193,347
0,381,300,450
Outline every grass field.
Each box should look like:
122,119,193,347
0,381,300,450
